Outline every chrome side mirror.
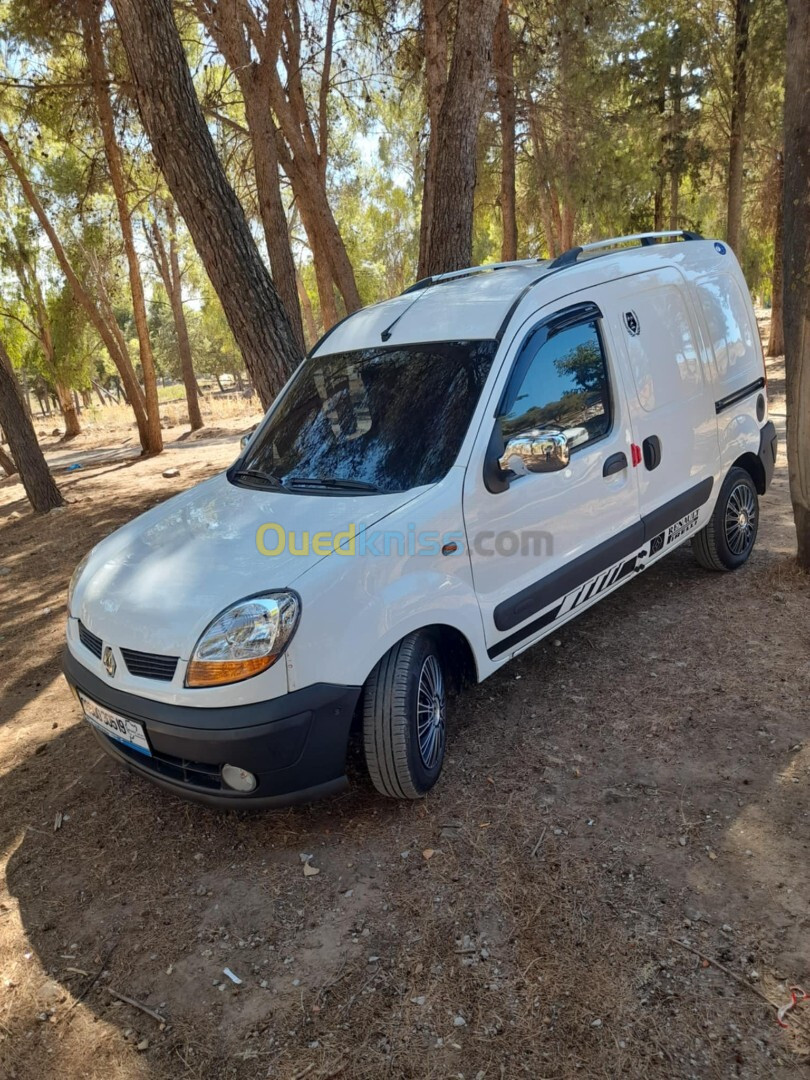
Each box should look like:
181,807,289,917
498,429,570,476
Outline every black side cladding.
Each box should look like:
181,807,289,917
491,477,714,638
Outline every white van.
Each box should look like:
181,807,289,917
64,232,777,807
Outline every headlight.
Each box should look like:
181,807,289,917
67,552,91,616
185,591,300,688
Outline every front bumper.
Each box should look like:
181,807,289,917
62,648,360,808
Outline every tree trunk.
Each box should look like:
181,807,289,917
669,55,682,231
295,187,339,328
653,173,665,231
0,445,17,476
418,0,449,279
767,151,785,358
242,73,305,353
0,131,152,450
494,0,517,262
0,340,64,511
145,208,204,431
166,213,204,431
783,0,810,567
55,379,81,438
82,0,162,454
297,271,318,346
111,0,300,409
726,0,751,253
278,139,359,317
420,0,502,277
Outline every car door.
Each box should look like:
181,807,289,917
463,297,641,660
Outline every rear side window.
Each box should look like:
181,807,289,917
500,320,611,450
695,274,760,387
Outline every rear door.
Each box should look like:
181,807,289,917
463,297,642,659
595,266,719,541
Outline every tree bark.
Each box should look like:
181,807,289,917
494,0,517,262
767,151,785,357
0,340,64,511
55,379,81,438
297,271,318,346
242,72,305,352
420,0,502,277
783,0,810,567
0,445,16,476
726,0,751,253
654,172,665,231
111,0,300,409
82,0,162,453
0,130,152,450
418,0,449,278
145,206,204,431
669,53,682,231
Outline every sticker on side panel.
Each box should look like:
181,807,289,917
667,510,700,544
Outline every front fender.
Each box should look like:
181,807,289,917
284,473,490,691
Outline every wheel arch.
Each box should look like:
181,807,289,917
363,622,479,694
731,451,766,495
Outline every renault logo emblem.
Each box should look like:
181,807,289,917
102,646,117,678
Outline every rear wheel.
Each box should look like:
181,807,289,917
692,466,759,571
362,631,446,799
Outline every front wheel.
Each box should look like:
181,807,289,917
362,631,447,799
692,466,759,571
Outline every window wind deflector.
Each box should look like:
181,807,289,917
287,476,382,493
233,468,284,489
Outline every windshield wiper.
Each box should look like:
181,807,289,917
234,468,284,489
287,475,381,493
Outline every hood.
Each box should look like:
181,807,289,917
72,471,417,657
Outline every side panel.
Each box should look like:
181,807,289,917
690,264,769,478
594,266,720,528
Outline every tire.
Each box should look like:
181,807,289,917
692,466,759,571
362,631,447,799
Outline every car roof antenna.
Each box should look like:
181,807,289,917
380,287,431,343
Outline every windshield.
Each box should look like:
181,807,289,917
236,340,497,494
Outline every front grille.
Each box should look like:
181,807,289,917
120,647,179,682
78,621,103,659
106,735,222,791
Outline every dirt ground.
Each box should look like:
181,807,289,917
1,339,808,1079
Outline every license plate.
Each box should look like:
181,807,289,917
79,693,152,757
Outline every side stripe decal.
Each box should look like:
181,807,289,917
487,478,714,660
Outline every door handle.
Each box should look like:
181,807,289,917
603,451,628,477
642,435,662,470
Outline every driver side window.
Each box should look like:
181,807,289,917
501,319,612,450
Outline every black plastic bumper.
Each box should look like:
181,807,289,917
62,648,360,808
758,420,778,491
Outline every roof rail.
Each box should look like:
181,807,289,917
401,257,545,295
548,230,704,270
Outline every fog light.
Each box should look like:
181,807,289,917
222,764,257,792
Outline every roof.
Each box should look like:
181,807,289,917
310,232,723,357
312,261,551,356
